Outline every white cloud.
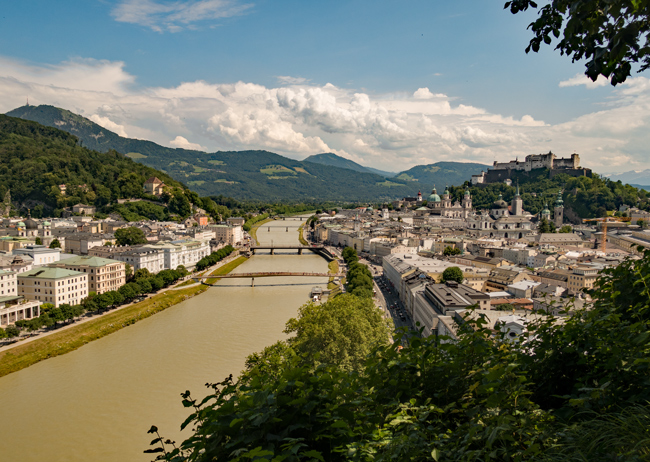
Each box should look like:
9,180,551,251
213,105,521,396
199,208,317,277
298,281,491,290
2,55,650,172
169,135,205,150
89,115,129,137
112,0,253,32
559,73,610,89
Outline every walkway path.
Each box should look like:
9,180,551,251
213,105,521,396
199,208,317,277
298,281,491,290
0,252,240,353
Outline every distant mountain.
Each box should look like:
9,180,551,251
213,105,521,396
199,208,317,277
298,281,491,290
303,153,395,177
6,105,490,202
603,169,650,186
395,162,489,190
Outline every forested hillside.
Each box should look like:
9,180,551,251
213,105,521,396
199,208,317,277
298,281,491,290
443,169,649,220
0,115,186,216
303,152,395,177
396,161,489,188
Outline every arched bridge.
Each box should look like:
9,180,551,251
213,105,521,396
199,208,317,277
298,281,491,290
193,271,345,287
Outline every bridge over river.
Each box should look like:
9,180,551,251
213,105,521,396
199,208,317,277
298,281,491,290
249,244,335,261
193,271,345,287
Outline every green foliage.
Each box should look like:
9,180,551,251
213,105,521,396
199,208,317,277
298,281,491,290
195,246,235,271
441,266,464,283
35,237,42,245
284,294,391,371
49,238,61,249
505,0,650,85
5,325,20,338
341,247,375,297
149,250,650,461
538,218,556,233
559,224,573,233
456,170,649,220
443,246,461,256
110,201,169,222
242,213,269,232
0,114,185,215
168,191,192,218
114,227,148,246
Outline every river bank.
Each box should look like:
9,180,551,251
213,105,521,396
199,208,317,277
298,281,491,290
249,217,274,244
0,256,248,378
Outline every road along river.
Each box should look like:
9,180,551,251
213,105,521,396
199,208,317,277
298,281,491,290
0,217,328,462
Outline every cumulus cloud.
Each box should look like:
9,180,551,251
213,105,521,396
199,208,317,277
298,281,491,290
2,55,650,172
112,0,253,32
276,76,311,85
559,73,610,89
89,115,129,137
170,135,205,150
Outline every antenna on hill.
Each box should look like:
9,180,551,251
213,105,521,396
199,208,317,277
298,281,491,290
26,97,29,106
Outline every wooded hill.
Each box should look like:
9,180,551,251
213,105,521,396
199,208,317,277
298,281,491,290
7,105,487,202
443,169,650,220
0,115,187,217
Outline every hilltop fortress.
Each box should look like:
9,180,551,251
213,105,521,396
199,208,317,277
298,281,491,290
472,152,592,184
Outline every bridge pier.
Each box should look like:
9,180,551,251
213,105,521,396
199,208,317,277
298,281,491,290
251,248,255,255
251,277,254,287
286,227,288,232
298,248,302,255
268,227,270,232
270,248,274,255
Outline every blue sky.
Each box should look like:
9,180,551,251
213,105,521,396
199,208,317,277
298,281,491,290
0,0,646,173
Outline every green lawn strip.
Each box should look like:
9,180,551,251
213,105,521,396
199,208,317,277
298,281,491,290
249,218,274,245
0,256,248,378
298,223,309,246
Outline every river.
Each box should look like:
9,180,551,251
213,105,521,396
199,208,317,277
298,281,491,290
0,217,328,462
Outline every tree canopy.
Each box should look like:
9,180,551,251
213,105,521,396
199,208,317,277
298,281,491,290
505,0,650,85
442,266,464,284
114,227,148,246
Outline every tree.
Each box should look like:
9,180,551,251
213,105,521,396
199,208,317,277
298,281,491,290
538,218,556,233
5,325,20,338
49,238,61,249
559,225,573,233
441,266,464,284
284,294,391,371
125,263,133,281
505,0,650,85
133,268,151,281
114,227,148,246
0,327,6,339
168,192,192,218
35,237,42,245
443,246,461,256
638,219,647,228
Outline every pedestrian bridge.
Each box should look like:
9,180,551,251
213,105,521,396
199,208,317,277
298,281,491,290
193,271,345,287
250,244,324,255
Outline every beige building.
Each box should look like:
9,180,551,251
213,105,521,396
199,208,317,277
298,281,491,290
18,267,88,307
0,269,18,296
567,265,599,294
50,255,125,294
210,224,244,245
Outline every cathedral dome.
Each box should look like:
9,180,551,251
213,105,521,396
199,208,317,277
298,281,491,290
25,218,39,230
493,194,508,209
428,186,441,203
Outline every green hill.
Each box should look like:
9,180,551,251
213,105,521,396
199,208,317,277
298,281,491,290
445,168,650,221
0,114,187,217
303,152,396,177
395,161,489,189
6,105,424,201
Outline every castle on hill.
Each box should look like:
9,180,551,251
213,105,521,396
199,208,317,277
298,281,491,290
472,152,592,185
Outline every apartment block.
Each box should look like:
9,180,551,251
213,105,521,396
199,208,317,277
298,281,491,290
50,255,125,294
18,267,88,307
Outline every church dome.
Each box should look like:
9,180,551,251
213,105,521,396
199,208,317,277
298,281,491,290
493,194,508,209
428,186,441,203
25,218,39,230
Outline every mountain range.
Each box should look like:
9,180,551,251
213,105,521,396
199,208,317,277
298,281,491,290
6,105,489,202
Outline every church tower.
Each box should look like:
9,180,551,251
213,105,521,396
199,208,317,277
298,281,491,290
511,183,523,216
462,187,472,218
554,190,564,228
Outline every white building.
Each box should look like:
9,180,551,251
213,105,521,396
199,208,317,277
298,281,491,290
144,240,210,270
210,224,244,246
14,245,60,266
0,297,42,327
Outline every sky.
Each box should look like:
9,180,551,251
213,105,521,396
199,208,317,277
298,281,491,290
0,0,647,174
